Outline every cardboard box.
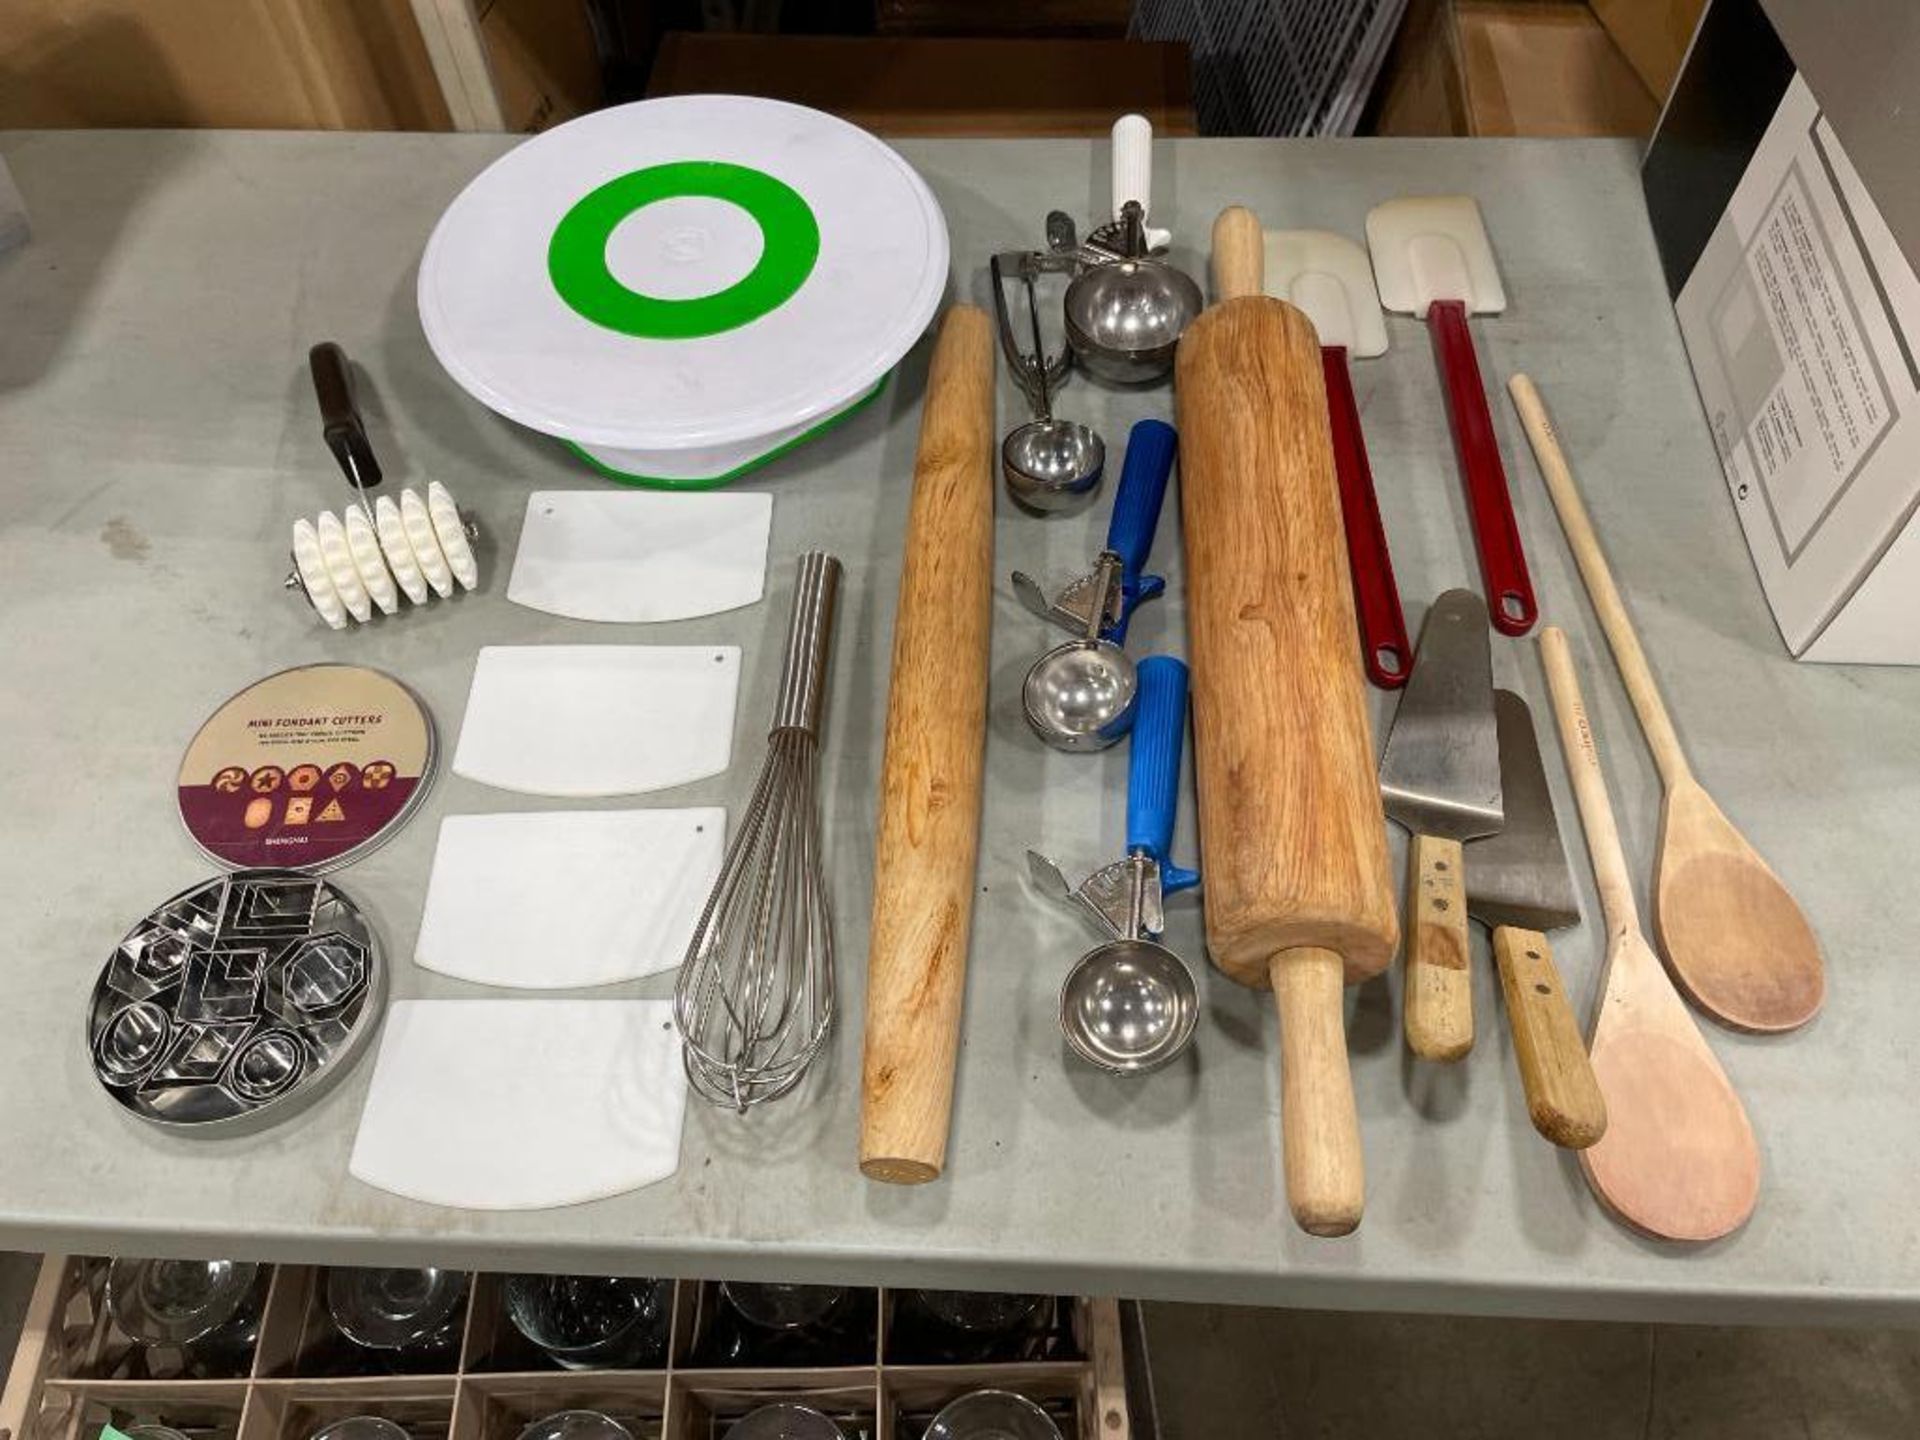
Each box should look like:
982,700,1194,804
645,33,1196,137
1647,0,1920,661
1589,0,1706,101
0,0,451,130
1371,0,1657,137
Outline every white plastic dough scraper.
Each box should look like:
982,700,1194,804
349,999,687,1210
507,490,772,622
451,645,740,797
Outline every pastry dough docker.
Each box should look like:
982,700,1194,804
287,342,480,629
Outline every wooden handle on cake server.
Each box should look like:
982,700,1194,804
1177,208,1400,1236
859,307,996,1184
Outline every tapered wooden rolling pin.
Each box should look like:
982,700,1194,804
860,306,996,1184
1177,207,1400,1236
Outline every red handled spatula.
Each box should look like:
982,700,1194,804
1366,197,1537,636
1266,229,1411,688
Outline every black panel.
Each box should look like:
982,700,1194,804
1641,0,1797,297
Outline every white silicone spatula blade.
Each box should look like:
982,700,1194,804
1365,196,1507,316
1264,229,1389,358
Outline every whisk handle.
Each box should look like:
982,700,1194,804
771,551,843,737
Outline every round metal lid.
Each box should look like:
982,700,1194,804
325,1267,470,1350
88,871,386,1135
417,95,949,452
175,664,435,876
105,1257,261,1347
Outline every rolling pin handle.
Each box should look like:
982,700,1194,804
1271,946,1365,1236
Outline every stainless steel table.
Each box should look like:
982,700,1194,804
2,130,1915,1327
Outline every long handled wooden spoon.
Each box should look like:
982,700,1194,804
1512,375,1823,1033
1542,627,1759,1241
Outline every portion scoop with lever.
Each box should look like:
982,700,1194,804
1062,116,1203,386
1027,655,1200,1074
990,250,1105,513
1013,417,1175,645
1018,421,1175,751
1379,589,1504,1061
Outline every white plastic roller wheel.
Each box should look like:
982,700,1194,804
401,488,455,598
374,495,431,606
291,482,478,627
316,511,373,623
291,518,349,630
426,481,479,592
344,506,401,615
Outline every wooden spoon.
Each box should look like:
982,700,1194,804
1542,628,1759,1241
1511,375,1823,1033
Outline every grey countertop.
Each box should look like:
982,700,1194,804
2,129,1915,1327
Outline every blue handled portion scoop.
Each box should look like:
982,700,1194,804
1013,418,1175,643
1026,655,1200,1073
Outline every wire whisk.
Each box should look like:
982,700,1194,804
675,550,842,1112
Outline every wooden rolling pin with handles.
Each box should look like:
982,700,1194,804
1176,207,1400,1235
860,306,996,1184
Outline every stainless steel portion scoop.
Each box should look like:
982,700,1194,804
1063,202,1203,386
1027,655,1200,1074
990,251,1105,513
1022,552,1136,752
